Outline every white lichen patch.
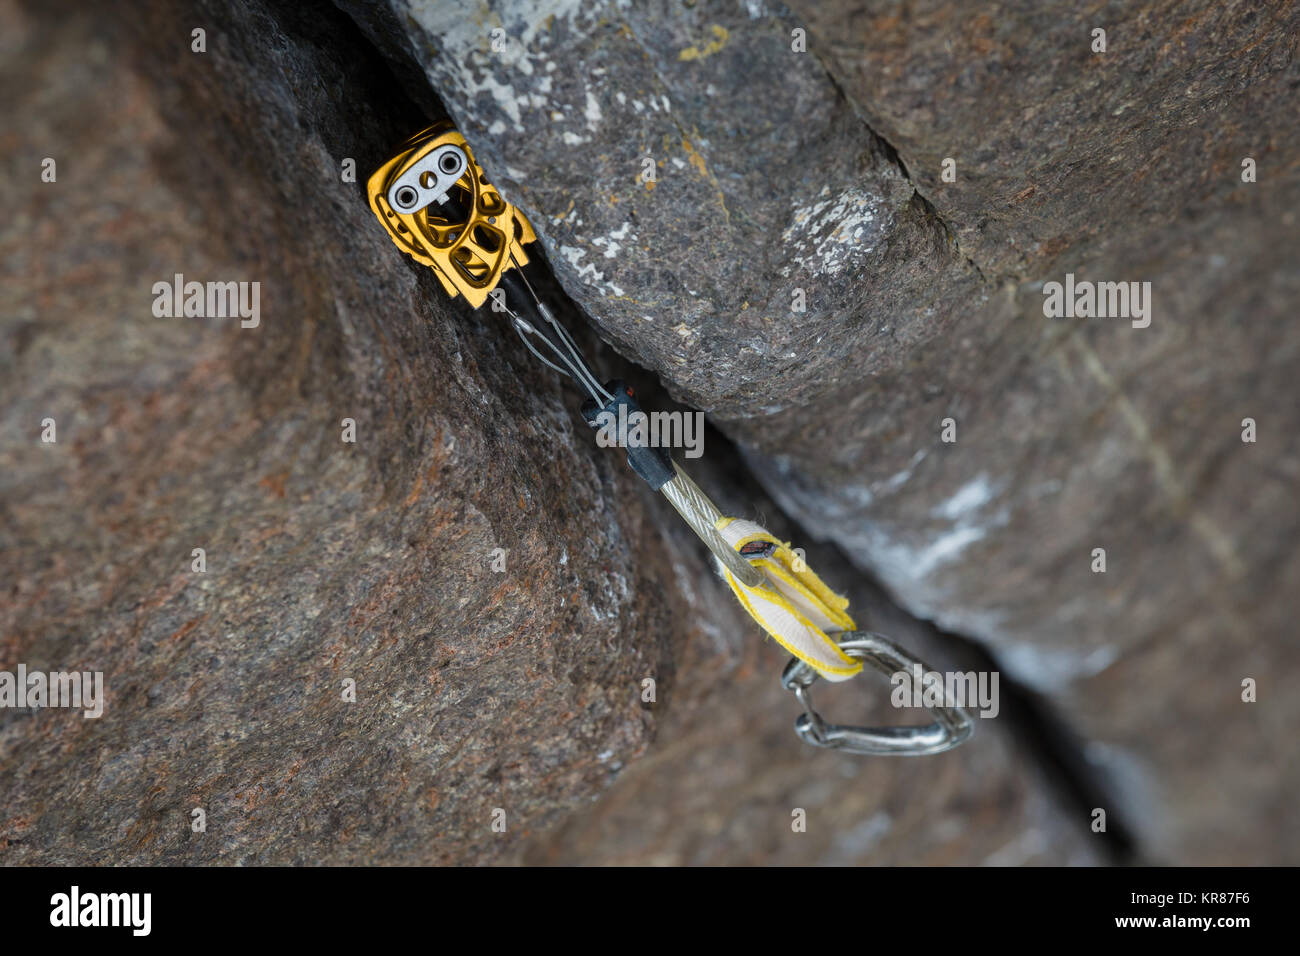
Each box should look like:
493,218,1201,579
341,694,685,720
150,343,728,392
406,0,592,134
904,526,989,577
560,244,625,297
590,221,635,259
781,185,884,278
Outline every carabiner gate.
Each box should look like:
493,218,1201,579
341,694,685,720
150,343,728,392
781,632,973,756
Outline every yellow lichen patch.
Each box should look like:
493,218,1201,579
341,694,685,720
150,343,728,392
679,136,732,224
681,138,709,178
678,24,730,61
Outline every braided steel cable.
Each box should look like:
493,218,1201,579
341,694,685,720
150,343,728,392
661,462,764,588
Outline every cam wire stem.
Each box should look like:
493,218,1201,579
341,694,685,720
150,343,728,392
428,190,606,404
498,269,613,407
497,263,761,587
443,191,757,588
507,252,612,403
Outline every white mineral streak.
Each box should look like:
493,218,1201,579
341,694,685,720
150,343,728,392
844,476,1009,617
996,643,1119,692
883,449,928,493
754,456,1092,685
932,474,996,521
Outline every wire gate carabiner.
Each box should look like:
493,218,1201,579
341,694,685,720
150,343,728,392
781,633,972,756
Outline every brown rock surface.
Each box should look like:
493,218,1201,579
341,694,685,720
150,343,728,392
0,0,720,864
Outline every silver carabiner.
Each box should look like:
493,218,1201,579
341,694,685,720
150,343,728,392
781,632,973,756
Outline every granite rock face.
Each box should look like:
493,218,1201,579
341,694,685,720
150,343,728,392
1,0,1098,866
348,0,1300,861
